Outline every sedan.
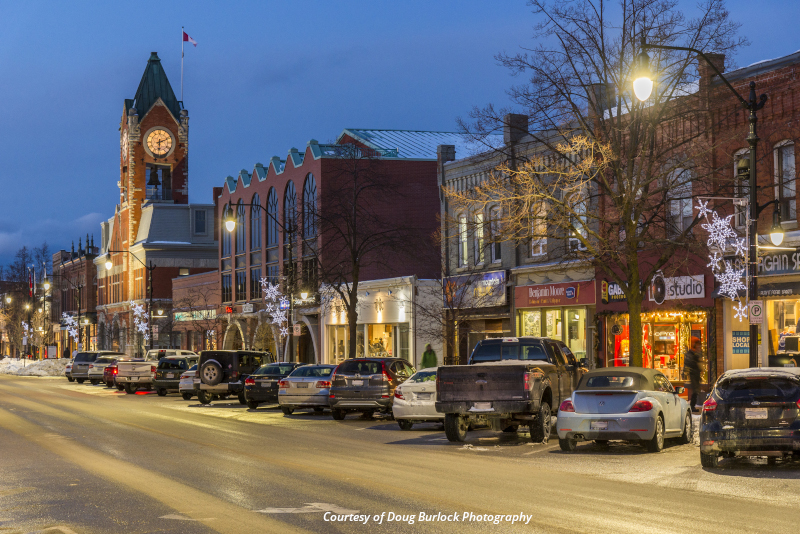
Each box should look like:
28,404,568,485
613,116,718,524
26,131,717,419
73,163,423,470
556,367,692,452
87,357,117,385
244,362,303,409
179,364,197,400
700,367,800,468
278,364,337,415
392,367,442,430
65,361,73,382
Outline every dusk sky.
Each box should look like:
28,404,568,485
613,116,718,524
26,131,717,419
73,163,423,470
0,0,796,266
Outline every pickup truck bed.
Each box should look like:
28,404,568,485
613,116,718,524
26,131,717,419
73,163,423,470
436,363,540,415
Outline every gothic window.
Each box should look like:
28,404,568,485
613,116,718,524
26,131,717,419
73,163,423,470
303,174,317,239
775,141,796,221
236,201,246,254
251,194,262,251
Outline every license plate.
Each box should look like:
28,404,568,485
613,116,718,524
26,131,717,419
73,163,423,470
590,421,608,430
473,402,491,410
416,392,432,400
352,380,364,386
261,382,269,388
297,383,309,388
130,377,138,381
166,374,174,379
745,408,768,419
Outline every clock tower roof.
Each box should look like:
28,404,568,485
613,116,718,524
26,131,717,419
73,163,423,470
128,52,182,121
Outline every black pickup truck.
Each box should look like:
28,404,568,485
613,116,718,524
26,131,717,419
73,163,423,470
436,337,586,443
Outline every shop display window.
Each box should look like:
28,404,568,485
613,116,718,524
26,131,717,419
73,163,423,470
545,309,562,340
606,311,708,383
767,299,800,354
328,325,348,364
521,311,541,337
566,308,586,362
367,324,393,357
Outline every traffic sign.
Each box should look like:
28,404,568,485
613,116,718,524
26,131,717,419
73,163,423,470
749,300,764,324
293,324,301,336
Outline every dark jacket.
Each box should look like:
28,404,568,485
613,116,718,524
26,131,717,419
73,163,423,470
684,349,702,383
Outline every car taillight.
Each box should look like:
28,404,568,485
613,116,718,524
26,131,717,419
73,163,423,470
797,399,800,410
231,371,239,380
315,380,331,388
394,389,405,400
559,399,575,412
382,371,390,382
113,368,118,375
245,377,255,386
279,379,289,388
180,374,188,380
703,397,717,412
629,400,653,412
151,366,156,374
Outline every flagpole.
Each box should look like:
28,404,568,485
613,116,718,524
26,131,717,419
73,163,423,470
181,26,184,102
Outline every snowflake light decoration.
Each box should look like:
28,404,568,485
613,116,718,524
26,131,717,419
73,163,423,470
130,301,150,343
61,312,78,342
706,251,723,272
701,211,738,250
260,278,290,338
733,301,749,322
695,199,712,219
732,238,748,258
717,261,747,300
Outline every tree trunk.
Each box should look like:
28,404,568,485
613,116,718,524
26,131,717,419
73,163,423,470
627,284,644,368
346,290,359,360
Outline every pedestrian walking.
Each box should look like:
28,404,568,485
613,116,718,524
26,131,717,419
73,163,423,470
684,337,703,411
421,344,437,369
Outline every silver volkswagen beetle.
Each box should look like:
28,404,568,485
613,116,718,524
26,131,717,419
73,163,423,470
556,367,692,452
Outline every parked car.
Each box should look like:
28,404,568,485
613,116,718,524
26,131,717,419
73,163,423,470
70,351,125,384
244,362,303,409
392,367,442,430
277,364,336,414
117,349,197,394
329,358,415,420
103,362,120,388
195,350,274,405
556,367,692,452
65,361,73,382
153,354,200,396
699,367,800,468
179,364,198,400
87,356,121,385
436,337,586,443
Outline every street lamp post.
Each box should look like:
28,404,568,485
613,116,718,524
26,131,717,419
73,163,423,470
105,251,157,355
634,38,769,368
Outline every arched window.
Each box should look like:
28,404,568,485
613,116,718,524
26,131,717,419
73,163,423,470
236,201,246,254
267,188,278,247
250,194,261,250
284,181,297,244
733,149,748,228
303,174,317,239
774,141,796,222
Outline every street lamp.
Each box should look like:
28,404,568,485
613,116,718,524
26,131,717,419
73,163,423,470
223,205,236,233
5,296,10,304
634,37,768,368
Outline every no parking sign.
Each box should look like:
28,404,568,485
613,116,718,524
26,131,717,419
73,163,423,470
749,300,763,324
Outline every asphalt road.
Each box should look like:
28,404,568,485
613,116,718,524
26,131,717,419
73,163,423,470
1,375,799,534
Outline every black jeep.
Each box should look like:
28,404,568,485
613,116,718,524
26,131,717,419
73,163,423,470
195,350,274,405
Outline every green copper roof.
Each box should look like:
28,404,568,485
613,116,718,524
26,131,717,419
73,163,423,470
131,52,182,120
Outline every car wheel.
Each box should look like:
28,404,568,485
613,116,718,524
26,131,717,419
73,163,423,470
502,425,518,433
331,409,346,420
247,400,259,410
398,420,413,431
156,388,167,397
123,384,134,394
444,414,468,442
117,384,124,391
529,402,552,443
700,452,720,468
646,415,665,452
67,377,74,382
361,410,374,420
181,392,193,401
105,381,113,388
90,380,99,385
678,412,692,445
559,438,578,452
76,378,85,384
238,391,247,405
200,361,224,386
281,406,294,415
768,456,777,466
197,390,213,405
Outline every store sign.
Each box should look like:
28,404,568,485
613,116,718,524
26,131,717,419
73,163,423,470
758,249,800,275
758,281,800,298
444,270,506,308
648,275,705,302
600,280,626,304
732,331,749,354
515,280,595,308
242,303,254,314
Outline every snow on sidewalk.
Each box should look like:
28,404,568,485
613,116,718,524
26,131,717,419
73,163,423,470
0,357,68,377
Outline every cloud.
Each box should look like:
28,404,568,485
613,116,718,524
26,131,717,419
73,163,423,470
0,212,105,266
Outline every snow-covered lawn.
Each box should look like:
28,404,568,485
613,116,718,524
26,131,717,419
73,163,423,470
0,357,68,377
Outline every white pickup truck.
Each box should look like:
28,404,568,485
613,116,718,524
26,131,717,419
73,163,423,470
116,349,197,394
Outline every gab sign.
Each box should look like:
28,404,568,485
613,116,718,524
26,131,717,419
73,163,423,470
749,300,764,324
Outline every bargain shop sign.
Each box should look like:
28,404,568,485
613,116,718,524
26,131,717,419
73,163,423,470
759,250,800,275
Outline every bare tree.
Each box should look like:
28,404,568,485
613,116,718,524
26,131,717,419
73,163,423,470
172,282,227,352
450,0,747,366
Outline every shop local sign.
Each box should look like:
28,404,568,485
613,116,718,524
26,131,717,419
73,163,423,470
648,275,705,302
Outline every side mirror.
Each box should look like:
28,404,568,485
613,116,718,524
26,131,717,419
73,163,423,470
565,364,576,372
674,386,685,394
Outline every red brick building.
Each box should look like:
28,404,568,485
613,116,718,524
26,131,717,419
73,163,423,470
52,238,99,357
93,52,217,357
217,129,473,362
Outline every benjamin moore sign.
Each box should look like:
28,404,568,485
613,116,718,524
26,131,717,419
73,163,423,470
648,275,705,302
515,280,596,308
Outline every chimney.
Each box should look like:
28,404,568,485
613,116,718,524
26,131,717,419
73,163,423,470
588,83,616,118
503,114,528,146
698,53,726,90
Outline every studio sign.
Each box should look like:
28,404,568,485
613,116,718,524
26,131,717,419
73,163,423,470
649,274,705,304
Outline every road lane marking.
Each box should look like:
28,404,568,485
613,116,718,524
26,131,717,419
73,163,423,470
255,503,360,514
160,514,216,521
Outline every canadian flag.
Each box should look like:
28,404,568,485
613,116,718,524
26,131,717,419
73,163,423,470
182,31,197,47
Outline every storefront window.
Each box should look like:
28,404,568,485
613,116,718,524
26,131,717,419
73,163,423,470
367,324,393,357
545,309,562,340
328,325,348,364
520,310,541,336
767,299,800,353
566,308,586,362
606,311,708,383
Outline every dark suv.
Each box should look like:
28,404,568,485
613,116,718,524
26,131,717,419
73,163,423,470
154,354,200,396
195,350,274,405
700,367,800,468
329,358,415,420
244,362,303,409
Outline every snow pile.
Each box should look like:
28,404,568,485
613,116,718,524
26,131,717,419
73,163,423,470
0,357,69,377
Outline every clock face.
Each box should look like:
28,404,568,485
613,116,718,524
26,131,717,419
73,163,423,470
122,131,129,160
147,129,172,156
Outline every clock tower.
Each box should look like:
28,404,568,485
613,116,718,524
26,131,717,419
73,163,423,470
119,52,189,249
